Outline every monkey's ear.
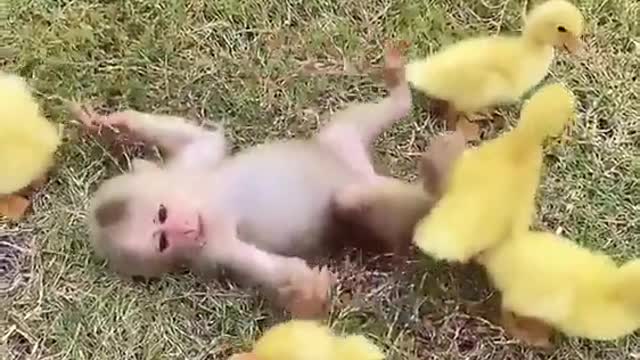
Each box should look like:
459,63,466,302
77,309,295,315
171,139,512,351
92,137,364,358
131,158,159,173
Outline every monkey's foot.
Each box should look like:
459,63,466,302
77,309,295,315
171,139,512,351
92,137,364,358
425,97,450,119
0,195,31,221
442,103,460,131
501,309,554,349
382,40,409,88
278,265,335,319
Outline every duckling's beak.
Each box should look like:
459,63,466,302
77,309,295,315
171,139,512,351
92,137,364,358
561,33,583,54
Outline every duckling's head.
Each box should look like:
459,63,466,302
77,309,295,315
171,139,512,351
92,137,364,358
517,82,576,142
239,320,335,360
523,0,584,53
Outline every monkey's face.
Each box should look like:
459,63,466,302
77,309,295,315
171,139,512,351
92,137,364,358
90,169,208,277
128,187,205,263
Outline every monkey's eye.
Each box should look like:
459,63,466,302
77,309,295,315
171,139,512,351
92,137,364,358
158,233,168,252
557,26,567,32
158,204,167,223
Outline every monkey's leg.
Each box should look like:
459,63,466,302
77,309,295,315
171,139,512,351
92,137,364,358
316,47,411,178
70,104,227,169
443,102,461,131
333,178,431,254
419,131,466,197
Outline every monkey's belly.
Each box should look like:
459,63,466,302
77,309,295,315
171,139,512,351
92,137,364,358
222,140,360,256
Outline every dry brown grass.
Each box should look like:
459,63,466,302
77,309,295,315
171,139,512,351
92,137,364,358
1,0,639,359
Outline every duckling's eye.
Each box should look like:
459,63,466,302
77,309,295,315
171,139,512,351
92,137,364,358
158,232,168,252
158,204,167,223
557,26,567,33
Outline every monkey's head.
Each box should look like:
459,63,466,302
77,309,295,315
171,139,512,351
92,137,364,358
87,159,206,278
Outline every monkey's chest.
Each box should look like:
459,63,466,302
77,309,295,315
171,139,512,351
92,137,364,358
224,149,357,256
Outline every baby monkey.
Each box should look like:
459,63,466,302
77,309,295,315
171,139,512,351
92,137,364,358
74,43,459,318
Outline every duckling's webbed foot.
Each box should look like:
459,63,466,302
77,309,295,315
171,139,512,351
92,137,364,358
0,194,31,221
468,105,504,121
457,113,482,142
501,309,555,349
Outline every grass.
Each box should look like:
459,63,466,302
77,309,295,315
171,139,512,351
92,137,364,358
1,0,639,359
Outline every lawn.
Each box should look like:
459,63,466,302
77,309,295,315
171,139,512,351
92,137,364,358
1,0,639,359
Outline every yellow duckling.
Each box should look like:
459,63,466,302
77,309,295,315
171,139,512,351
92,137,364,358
412,83,575,263
407,0,584,136
0,72,61,220
229,320,385,360
478,230,640,346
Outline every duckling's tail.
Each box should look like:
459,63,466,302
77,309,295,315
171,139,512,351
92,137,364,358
334,335,385,360
516,83,576,142
615,259,640,308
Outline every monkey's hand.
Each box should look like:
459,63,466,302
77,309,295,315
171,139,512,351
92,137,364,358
277,265,335,319
69,103,143,146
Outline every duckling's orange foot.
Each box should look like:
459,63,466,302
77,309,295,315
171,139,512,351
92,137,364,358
465,109,498,122
228,353,258,360
457,117,481,142
487,113,507,132
0,195,31,221
501,310,554,349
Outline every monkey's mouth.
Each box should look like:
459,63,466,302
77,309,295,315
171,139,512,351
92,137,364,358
195,214,206,247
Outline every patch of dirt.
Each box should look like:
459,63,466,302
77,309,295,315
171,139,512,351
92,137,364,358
0,229,30,295
3,331,33,360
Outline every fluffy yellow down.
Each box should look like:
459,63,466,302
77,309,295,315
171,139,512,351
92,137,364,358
412,83,575,262
479,231,640,340
406,0,583,114
251,320,385,360
0,72,61,194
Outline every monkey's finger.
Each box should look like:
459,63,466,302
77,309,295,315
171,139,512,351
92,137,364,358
68,102,97,128
80,104,101,125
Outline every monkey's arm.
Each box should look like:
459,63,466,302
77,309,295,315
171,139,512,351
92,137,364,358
71,105,227,169
212,237,312,289
209,238,332,318
120,112,228,169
